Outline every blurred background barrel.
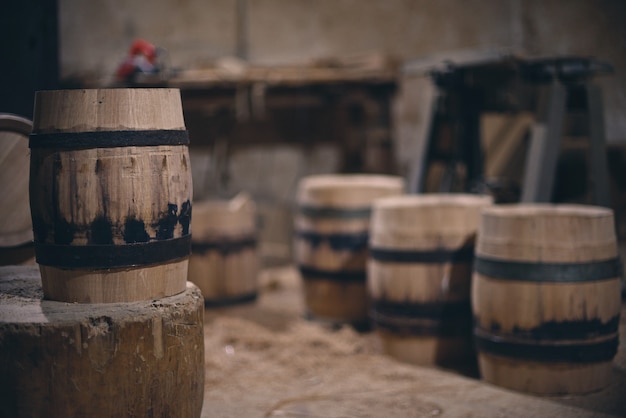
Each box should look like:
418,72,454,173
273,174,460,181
472,204,622,395
368,194,492,369
294,174,404,328
189,192,259,305
0,114,35,265
29,89,193,303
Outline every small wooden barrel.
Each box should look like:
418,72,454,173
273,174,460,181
188,193,259,305
0,114,35,265
29,89,192,303
0,265,204,418
368,194,492,367
294,174,404,328
472,204,622,395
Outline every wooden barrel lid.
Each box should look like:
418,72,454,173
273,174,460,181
0,114,33,247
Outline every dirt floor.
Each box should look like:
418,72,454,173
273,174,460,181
200,266,626,418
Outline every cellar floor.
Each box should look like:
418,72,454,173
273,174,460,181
200,266,626,418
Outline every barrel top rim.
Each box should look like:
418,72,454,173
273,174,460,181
481,203,613,218
299,174,404,190
35,88,181,95
30,127,187,133
32,88,186,132
373,193,493,209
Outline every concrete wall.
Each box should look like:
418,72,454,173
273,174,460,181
59,0,236,84
245,0,516,64
59,1,518,79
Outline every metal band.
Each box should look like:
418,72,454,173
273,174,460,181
370,246,474,264
295,231,369,251
372,316,470,337
35,235,191,269
204,291,258,308
474,256,623,282
372,299,471,319
298,205,371,220
474,328,619,363
371,300,471,337
299,265,366,283
29,130,189,149
192,237,257,256
480,315,620,341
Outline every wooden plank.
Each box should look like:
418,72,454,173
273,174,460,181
521,82,567,203
408,86,437,193
167,65,397,89
587,84,612,208
482,112,534,178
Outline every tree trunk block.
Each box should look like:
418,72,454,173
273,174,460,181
0,265,205,417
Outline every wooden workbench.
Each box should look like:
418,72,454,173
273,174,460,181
131,58,399,175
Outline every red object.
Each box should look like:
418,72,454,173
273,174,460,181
128,39,157,63
115,39,159,82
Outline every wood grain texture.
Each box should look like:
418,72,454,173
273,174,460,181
29,89,192,303
294,174,404,325
0,265,204,418
377,328,474,367
40,260,189,303
472,204,622,395
189,194,259,304
368,194,492,366
32,89,185,133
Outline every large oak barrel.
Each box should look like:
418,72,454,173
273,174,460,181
0,114,35,265
188,193,259,305
472,204,622,395
294,174,404,328
368,194,492,367
0,265,204,418
29,89,192,303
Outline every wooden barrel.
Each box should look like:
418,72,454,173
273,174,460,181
294,174,404,328
29,89,192,303
0,114,35,265
368,194,493,367
0,265,204,418
472,204,622,395
188,192,259,305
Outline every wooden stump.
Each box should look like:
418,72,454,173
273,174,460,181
368,194,492,367
472,204,622,395
0,265,205,418
189,193,259,305
294,174,404,327
29,89,193,303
